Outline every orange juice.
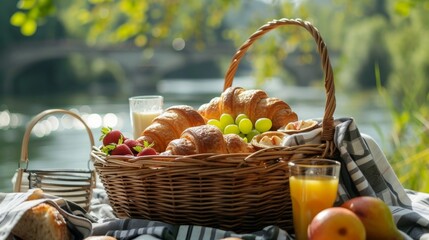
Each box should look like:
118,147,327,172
132,111,161,139
290,175,339,240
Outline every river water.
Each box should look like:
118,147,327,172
0,77,392,192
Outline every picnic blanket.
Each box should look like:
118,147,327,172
1,117,429,240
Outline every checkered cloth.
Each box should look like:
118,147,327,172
90,219,290,240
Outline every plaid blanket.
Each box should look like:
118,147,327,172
1,117,429,240
90,219,290,240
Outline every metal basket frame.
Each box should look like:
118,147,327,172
14,109,96,211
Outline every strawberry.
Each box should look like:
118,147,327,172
136,141,158,156
101,137,133,156
137,147,157,156
100,127,124,146
101,134,134,156
124,139,143,155
110,144,134,156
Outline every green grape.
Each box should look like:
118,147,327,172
246,129,260,141
255,118,272,133
207,119,222,130
242,137,248,143
224,124,240,135
220,113,234,129
238,118,253,134
235,113,248,125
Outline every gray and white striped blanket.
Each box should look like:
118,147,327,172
1,117,429,240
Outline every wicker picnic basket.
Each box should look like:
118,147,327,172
91,18,337,233
14,109,96,211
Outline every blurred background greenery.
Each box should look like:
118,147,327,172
1,0,428,192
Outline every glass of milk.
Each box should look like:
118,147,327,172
129,95,163,139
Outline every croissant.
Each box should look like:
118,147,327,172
198,86,298,130
137,105,205,152
163,125,255,155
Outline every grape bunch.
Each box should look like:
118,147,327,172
207,113,273,142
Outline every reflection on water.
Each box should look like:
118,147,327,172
0,77,392,192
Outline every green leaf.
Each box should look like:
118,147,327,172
10,12,27,27
394,1,412,16
17,0,36,10
77,10,91,24
28,7,40,19
134,34,147,47
89,0,107,4
116,23,138,41
21,19,37,36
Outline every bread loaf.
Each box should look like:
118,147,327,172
12,203,70,240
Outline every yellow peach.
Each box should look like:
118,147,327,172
308,207,366,240
341,196,403,240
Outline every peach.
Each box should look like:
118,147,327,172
307,207,366,240
341,196,403,240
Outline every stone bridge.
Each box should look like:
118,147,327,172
0,40,234,95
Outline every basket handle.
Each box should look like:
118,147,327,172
224,18,336,142
19,109,95,170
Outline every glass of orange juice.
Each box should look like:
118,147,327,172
129,95,163,139
288,158,341,240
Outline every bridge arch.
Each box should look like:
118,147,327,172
0,40,234,95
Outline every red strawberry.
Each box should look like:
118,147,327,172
110,144,134,156
101,137,133,156
136,141,158,156
124,139,143,155
137,147,157,156
100,127,124,146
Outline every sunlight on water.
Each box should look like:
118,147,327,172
0,110,24,130
0,110,123,136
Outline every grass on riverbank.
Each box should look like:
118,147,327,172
376,68,429,193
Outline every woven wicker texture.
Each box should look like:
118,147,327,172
14,109,96,211
92,18,337,233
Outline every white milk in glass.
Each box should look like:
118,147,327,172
129,95,163,139
132,111,161,139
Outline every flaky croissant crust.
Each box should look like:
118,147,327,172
137,105,205,152
164,125,255,155
198,86,298,130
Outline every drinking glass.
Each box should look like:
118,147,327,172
129,95,163,139
288,158,341,240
